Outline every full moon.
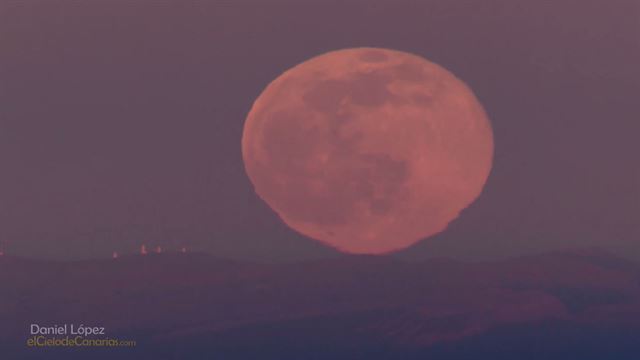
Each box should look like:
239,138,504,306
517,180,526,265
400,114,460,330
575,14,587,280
242,48,494,254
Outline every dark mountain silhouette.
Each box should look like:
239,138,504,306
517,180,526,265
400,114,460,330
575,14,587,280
2,249,639,359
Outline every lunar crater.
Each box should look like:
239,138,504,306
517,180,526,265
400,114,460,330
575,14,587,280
359,49,390,63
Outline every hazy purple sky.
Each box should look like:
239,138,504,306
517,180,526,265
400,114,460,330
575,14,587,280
1,0,638,261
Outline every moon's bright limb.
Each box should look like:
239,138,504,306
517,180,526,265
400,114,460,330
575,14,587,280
242,48,494,254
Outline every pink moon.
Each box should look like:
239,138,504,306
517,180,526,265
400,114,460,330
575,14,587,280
242,48,494,254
